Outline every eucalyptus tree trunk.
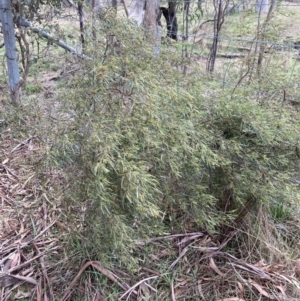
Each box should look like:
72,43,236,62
143,0,160,29
128,0,160,28
128,0,146,26
0,0,22,102
128,0,161,56
91,0,118,13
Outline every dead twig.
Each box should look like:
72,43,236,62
32,243,54,300
6,247,59,274
119,275,159,301
10,136,34,153
171,278,176,301
61,261,132,301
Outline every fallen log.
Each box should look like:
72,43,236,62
217,53,245,58
16,16,91,60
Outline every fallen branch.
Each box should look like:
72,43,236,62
119,275,158,300
10,136,34,153
61,261,133,301
32,243,54,300
217,52,245,58
16,16,91,60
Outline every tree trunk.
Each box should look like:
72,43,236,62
257,0,276,73
91,0,118,14
183,0,190,75
128,0,160,29
78,0,84,49
0,0,22,102
112,0,117,8
143,0,160,30
206,0,229,73
242,0,250,10
197,0,202,9
168,1,178,40
160,1,178,40
128,0,146,26
128,0,161,56
256,0,268,13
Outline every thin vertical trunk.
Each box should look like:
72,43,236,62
168,1,178,40
78,1,85,49
183,0,190,75
257,0,276,73
160,2,178,41
0,0,22,102
120,0,128,17
206,0,229,73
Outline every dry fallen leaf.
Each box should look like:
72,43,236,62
13,289,31,299
247,279,274,299
139,282,151,300
0,275,21,288
254,259,266,268
237,281,244,296
209,257,225,277
275,284,286,297
264,264,284,273
11,252,20,268
295,259,300,277
0,274,37,288
197,280,205,299
2,158,9,164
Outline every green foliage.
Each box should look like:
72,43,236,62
270,201,291,221
25,82,43,93
35,17,299,268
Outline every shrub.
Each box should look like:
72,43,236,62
40,17,300,268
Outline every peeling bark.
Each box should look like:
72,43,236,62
0,0,22,102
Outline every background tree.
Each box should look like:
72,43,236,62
160,0,178,40
197,0,202,9
257,0,277,72
207,0,230,73
0,0,22,102
91,0,118,12
128,0,160,29
256,0,269,13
